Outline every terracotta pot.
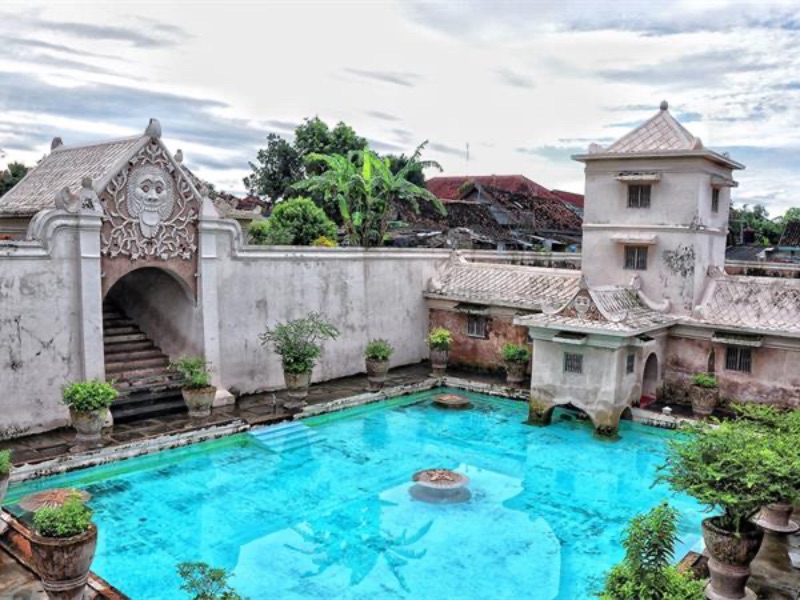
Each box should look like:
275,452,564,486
430,349,449,377
691,385,719,419
181,386,216,419
365,358,390,391
505,361,527,384
755,502,799,534
29,524,98,600
702,516,763,600
69,408,107,446
284,370,311,402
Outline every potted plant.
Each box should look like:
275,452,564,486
502,343,531,385
62,380,118,447
260,312,340,405
660,419,788,600
0,450,10,506
30,492,97,600
689,372,718,418
364,339,394,391
427,327,452,377
172,355,216,419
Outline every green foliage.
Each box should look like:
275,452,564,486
62,380,118,412
365,339,394,361
502,343,531,364
0,449,11,477
260,312,340,374
171,356,212,389
729,203,782,246
660,418,794,532
177,562,246,600
0,162,30,198
312,235,337,247
691,373,717,389
427,327,452,351
33,493,93,538
249,197,337,246
598,503,703,600
294,143,445,247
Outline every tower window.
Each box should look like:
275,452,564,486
564,352,583,374
467,315,488,338
725,346,752,373
628,185,651,208
711,188,720,213
626,353,635,374
624,246,648,270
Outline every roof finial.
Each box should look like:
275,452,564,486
145,118,162,139
50,137,63,151
660,100,669,111
174,149,183,164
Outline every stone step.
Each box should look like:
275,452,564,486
110,366,173,382
114,376,183,395
103,325,140,336
105,348,166,363
106,356,170,373
104,340,157,355
102,312,125,321
111,397,187,423
113,387,185,408
103,318,135,328
104,333,148,344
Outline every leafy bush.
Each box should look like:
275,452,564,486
598,503,704,600
691,373,717,389
260,312,340,374
249,197,336,246
365,339,394,361
33,493,93,538
502,343,531,364
312,235,337,247
62,380,118,413
0,450,11,477
171,356,213,389
177,562,246,600
660,419,791,532
427,327,452,351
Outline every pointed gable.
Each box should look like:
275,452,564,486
606,103,698,153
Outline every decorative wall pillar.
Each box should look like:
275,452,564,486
77,212,105,381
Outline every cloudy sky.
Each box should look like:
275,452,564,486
1,0,799,215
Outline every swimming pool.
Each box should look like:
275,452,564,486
7,389,703,599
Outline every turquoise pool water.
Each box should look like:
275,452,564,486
7,389,703,600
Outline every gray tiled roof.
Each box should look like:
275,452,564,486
694,276,800,335
606,108,697,154
425,259,581,310
0,136,145,216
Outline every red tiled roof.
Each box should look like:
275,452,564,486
550,189,584,210
426,175,560,202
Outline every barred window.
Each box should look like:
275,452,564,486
725,346,752,373
711,188,720,213
626,353,635,374
624,246,648,270
564,352,583,374
467,315,488,338
628,185,651,208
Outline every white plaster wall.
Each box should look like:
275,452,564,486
213,240,450,394
0,234,82,438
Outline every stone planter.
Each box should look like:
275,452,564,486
505,361,527,385
284,369,312,402
181,386,216,419
69,408,107,447
430,349,449,377
702,516,764,600
365,358,390,391
690,385,719,419
755,502,799,534
29,524,98,600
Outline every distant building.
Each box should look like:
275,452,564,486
772,220,800,262
550,189,585,216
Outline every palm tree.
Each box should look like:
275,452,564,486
294,143,446,247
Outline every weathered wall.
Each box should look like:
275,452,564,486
725,261,800,279
428,307,529,372
0,233,82,439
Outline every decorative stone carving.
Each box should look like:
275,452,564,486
101,140,198,261
53,177,103,214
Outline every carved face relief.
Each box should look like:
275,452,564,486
127,166,175,238
574,294,591,316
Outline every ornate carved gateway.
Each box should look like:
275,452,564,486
100,132,201,297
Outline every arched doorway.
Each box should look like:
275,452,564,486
642,353,659,400
103,267,203,422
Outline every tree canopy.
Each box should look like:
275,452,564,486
0,161,30,198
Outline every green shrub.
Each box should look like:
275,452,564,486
598,502,704,600
260,312,340,374
33,493,92,538
691,373,717,389
365,339,394,361
177,562,247,600
0,450,11,477
502,343,531,364
311,235,337,247
249,197,336,246
427,327,452,351
62,380,118,413
171,355,213,389
660,419,792,532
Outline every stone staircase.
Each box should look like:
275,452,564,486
249,422,323,453
103,302,186,423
